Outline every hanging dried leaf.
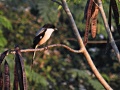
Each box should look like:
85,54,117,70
13,64,18,90
15,52,23,90
0,70,3,90
15,46,27,90
84,0,93,45
0,50,9,90
4,60,10,90
0,50,9,65
91,5,99,38
18,53,27,90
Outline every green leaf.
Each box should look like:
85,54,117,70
0,37,7,47
0,15,13,30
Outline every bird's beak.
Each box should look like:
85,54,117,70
55,28,58,30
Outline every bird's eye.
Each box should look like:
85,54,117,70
40,36,42,39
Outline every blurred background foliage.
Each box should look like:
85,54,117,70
0,0,120,90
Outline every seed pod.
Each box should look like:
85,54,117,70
15,46,27,90
0,70,3,90
4,60,10,90
91,19,97,38
0,50,9,65
84,0,94,45
13,64,18,90
91,5,99,38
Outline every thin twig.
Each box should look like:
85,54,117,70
97,0,120,62
10,44,83,54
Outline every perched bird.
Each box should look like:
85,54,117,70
32,24,57,62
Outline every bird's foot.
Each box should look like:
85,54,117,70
44,46,48,50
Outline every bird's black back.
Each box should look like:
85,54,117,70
32,29,47,48
32,23,56,49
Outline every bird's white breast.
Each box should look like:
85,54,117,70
39,28,54,45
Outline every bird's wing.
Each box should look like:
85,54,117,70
35,28,46,36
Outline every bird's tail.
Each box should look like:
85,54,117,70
33,45,38,60
31,45,38,69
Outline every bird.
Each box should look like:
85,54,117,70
32,24,57,64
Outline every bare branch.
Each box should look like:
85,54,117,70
51,0,62,5
10,44,83,54
97,0,120,62
60,0,113,89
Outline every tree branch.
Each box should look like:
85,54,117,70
59,0,113,90
10,44,83,54
97,0,120,62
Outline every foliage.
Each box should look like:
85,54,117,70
37,0,58,23
0,11,12,48
67,69,104,90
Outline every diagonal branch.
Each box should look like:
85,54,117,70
97,0,120,62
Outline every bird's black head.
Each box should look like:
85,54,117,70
43,24,57,30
